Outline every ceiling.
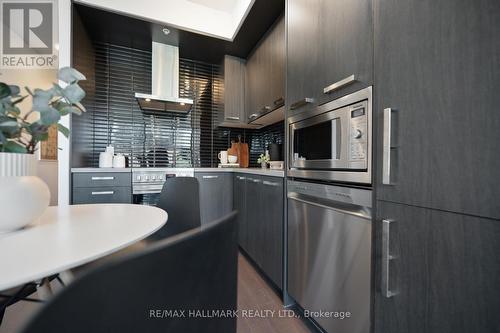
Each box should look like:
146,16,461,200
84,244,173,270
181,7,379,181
74,0,255,41
73,0,283,64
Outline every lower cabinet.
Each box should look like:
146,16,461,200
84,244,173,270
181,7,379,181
72,172,132,204
374,201,500,333
195,172,233,225
235,173,283,289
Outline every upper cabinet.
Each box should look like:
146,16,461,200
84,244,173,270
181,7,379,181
219,55,248,127
374,0,500,220
246,15,285,123
287,0,373,115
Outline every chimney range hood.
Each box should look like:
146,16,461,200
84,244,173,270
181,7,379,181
135,42,193,113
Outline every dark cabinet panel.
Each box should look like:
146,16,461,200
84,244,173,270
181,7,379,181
286,0,373,115
374,0,500,219
233,174,248,250
374,201,500,333
245,176,263,263
73,186,131,204
260,176,284,288
221,55,246,124
196,172,233,225
73,172,131,188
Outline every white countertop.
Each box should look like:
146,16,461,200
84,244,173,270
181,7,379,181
72,167,284,177
71,167,131,173
0,204,167,291
194,168,285,177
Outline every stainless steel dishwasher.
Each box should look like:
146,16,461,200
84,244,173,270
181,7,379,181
287,180,372,333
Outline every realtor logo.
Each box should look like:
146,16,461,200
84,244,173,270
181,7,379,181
1,1,58,69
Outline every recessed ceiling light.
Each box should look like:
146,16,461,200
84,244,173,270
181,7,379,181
162,28,170,35
145,98,151,102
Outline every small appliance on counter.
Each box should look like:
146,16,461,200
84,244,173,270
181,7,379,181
268,143,283,170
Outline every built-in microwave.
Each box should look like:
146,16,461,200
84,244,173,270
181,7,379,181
288,87,372,184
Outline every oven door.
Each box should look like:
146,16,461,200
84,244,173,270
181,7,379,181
290,106,350,170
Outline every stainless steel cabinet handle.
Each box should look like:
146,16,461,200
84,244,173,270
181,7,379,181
236,176,246,180
202,175,218,179
91,176,114,180
91,191,114,195
323,75,356,94
262,106,271,111
248,113,259,119
382,108,394,185
252,179,261,183
226,116,240,120
290,97,314,110
263,180,279,187
274,97,284,106
382,219,396,298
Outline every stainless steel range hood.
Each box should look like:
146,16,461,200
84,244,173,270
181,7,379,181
135,42,193,113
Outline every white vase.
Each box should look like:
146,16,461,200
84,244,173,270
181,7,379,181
0,153,50,233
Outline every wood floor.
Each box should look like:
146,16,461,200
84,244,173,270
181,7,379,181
237,253,312,333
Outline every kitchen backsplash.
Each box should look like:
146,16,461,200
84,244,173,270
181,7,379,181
71,42,284,168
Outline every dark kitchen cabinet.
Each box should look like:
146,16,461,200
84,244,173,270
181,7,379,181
286,0,373,115
238,174,284,289
259,175,284,288
374,201,500,333
246,15,285,122
71,172,132,204
195,172,233,225
374,0,500,219
233,174,248,250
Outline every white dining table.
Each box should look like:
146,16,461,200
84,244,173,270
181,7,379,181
0,204,168,292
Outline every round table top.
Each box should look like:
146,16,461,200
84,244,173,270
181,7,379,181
0,204,167,291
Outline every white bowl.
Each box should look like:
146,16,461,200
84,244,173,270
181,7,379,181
228,155,237,163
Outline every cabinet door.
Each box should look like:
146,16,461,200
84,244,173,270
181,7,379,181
223,56,246,123
260,176,284,289
316,0,373,104
245,51,260,121
244,176,264,265
374,201,500,333
269,15,285,109
286,0,320,115
233,174,247,250
196,173,232,225
374,0,500,219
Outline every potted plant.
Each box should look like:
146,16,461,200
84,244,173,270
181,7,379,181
257,153,270,169
0,67,86,233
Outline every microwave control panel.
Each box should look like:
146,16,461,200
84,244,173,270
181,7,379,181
349,106,368,167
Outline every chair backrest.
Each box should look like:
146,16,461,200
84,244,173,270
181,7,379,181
19,212,238,333
154,176,201,239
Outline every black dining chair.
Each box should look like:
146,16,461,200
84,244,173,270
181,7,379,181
18,211,238,333
151,176,201,240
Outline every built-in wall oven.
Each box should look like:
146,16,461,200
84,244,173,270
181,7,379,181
132,168,194,206
288,86,372,184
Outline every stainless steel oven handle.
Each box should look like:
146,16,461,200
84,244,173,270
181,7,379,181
290,97,314,110
382,219,397,298
323,75,356,94
288,193,371,220
382,108,393,185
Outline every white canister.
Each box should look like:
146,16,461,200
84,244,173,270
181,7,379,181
99,152,113,168
105,145,115,155
113,154,126,168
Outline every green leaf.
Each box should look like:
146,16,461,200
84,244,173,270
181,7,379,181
57,123,70,138
2,141,27,153
29,122,49,140
63,83,85,103
0,120,19,134
32,89,53,110
50,83,65,97
12,95,28,105
5,105,20,116
38,106,61,125
58,67,86,83
53,101,82,115
0,131,5,143
8,85,20,96
0,83,11,99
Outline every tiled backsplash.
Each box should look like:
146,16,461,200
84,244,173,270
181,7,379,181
71,42,284,168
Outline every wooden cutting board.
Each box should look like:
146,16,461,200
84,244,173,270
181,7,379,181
227,142,238,160
236,136,249,168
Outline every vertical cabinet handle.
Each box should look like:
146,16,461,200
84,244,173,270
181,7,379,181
91,176,114,180
382,108,394,185
323,74,357,94
382,219,396,298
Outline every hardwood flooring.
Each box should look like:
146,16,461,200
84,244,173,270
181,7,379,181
237,253,312,333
